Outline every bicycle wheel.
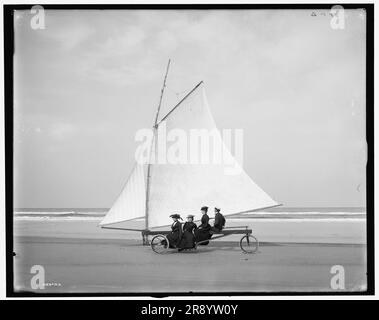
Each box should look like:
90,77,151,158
240,234,259,254
151,234,170,254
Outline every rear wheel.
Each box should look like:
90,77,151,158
151,234,169,254
240,234,259,254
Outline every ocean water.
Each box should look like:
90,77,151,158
13,207,366,221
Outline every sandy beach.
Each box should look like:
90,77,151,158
10,4,369,297
13,217,367,293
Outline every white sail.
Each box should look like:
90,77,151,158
101,82,278,229
147,83,278,228
99,161,146,226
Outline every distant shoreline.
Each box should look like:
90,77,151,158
13,207,367,222
14,206,367,211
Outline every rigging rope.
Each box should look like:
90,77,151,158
165,86,187,99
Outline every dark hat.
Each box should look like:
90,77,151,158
170,214,182,220
214,207,220,212
187,214,194,219
201,206,208,211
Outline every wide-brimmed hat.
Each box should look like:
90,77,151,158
214,207,221,212
201,206,208,211
170,214,182,220
186,214,195,219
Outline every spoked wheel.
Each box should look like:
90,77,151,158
151,234,170,254
240,234,259,254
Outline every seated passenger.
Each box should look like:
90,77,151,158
165,214,183,248
211,207,226,232
178,215,197,251
194,206,212,245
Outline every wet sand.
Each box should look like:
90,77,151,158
13,219,367,293
14,218,366,243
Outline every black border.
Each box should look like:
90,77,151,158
4,3,374,298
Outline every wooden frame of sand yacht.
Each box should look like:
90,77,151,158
147,226,259,254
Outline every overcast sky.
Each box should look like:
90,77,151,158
14,9,366,208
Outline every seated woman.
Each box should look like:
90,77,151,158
178,215,197,251
165,214,183,248
194,206,212,245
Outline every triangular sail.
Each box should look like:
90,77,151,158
147,83,278,228
99,161,146,226
101,82,279,229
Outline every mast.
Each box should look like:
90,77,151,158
145,59,171,230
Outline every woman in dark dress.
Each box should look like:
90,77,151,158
211,207,226,232
178,215,197,251
166,214,183,248
194,206,212,245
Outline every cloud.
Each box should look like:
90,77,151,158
33,11,95,51
101,26,146,55
47,120,116,142
49,123,76,140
